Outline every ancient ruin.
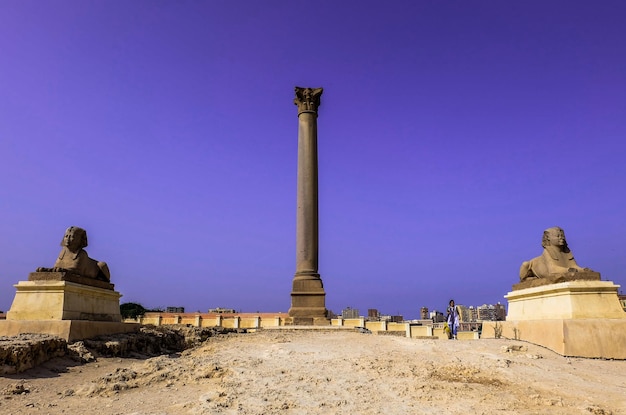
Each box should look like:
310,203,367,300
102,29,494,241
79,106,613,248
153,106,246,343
0,227,138,341
37,225,111,282
483,226,626,358
287,87,329,325
516,226,600,290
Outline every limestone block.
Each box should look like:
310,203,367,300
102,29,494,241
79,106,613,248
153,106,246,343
7,280,122,322
409,325,433,338
433,327,449,339
387,322,408,332
0,320,139,342
366,321,387,332
505,280,625,321
339,318,364,328
456,331,479,340
483,319,626,359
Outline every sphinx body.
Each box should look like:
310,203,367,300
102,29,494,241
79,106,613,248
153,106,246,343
37,226,110,282
519,227,591,282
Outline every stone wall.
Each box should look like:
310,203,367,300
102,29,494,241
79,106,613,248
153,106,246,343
134,312,286,329
133,312,482,340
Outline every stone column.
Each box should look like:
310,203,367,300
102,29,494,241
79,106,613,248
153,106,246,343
288,86,328,324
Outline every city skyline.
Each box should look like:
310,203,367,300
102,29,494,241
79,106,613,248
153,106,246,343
1,2,625,318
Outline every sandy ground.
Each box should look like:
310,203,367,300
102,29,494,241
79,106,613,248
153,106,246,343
1,330,624,415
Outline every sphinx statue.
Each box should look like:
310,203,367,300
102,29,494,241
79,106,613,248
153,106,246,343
519,227,599,285
37,226,111,282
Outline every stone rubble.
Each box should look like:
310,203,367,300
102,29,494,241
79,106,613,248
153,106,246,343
0,325,242,374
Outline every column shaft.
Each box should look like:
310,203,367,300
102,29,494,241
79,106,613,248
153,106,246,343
295,111,319,278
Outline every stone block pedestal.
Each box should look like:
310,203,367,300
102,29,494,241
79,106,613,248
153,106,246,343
0,272,139,341
483,280,626,358
7,279,122,321
0,320,140,342
506,280,625,320
287,276,328,325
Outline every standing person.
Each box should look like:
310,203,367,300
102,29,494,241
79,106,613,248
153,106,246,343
446,299,459,340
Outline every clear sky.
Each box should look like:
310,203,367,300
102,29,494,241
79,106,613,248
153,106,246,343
1,1,625,318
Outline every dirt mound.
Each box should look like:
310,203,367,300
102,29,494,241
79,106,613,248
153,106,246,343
82,325,233,357
0,325,242,373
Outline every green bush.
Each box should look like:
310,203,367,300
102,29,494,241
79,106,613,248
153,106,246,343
120,302,147,319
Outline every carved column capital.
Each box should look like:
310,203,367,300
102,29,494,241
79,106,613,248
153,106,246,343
294,86,323,115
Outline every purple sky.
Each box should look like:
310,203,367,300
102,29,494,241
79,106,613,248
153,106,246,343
1,1,625,318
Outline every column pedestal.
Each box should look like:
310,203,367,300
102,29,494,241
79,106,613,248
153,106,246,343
288,276,328,324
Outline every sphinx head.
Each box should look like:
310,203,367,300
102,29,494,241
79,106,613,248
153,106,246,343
60,226,88,252
541,227,569,250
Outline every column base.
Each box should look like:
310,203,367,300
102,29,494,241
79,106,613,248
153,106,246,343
288,274,328,321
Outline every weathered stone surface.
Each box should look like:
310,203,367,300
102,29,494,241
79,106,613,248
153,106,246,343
29,271,114,290
0,320,139,341
506,280,625,320
67,341,96,363
518,227,598,287
0,334,67,374
483,317,626,359
6,280,123,321
513,270,600,290
294,86,322,114
84,325,240,357
0,326,242,374
36,226,111,283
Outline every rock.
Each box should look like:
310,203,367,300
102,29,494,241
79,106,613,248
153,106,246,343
1,381,31,395
500,344,527,353
0,334,67,374
68,341,96,363
0,326,242,374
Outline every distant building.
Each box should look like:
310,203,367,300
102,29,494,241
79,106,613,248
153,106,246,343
468,306,478,322
477,303,506,321
368,309,379,318
456,305,470,322
379,315,403,323
477,304,494,320
166,307,185,313
420,307,429,320
430,310,445,323
342,307,359,319
208,307,236,314
494,303,506,320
